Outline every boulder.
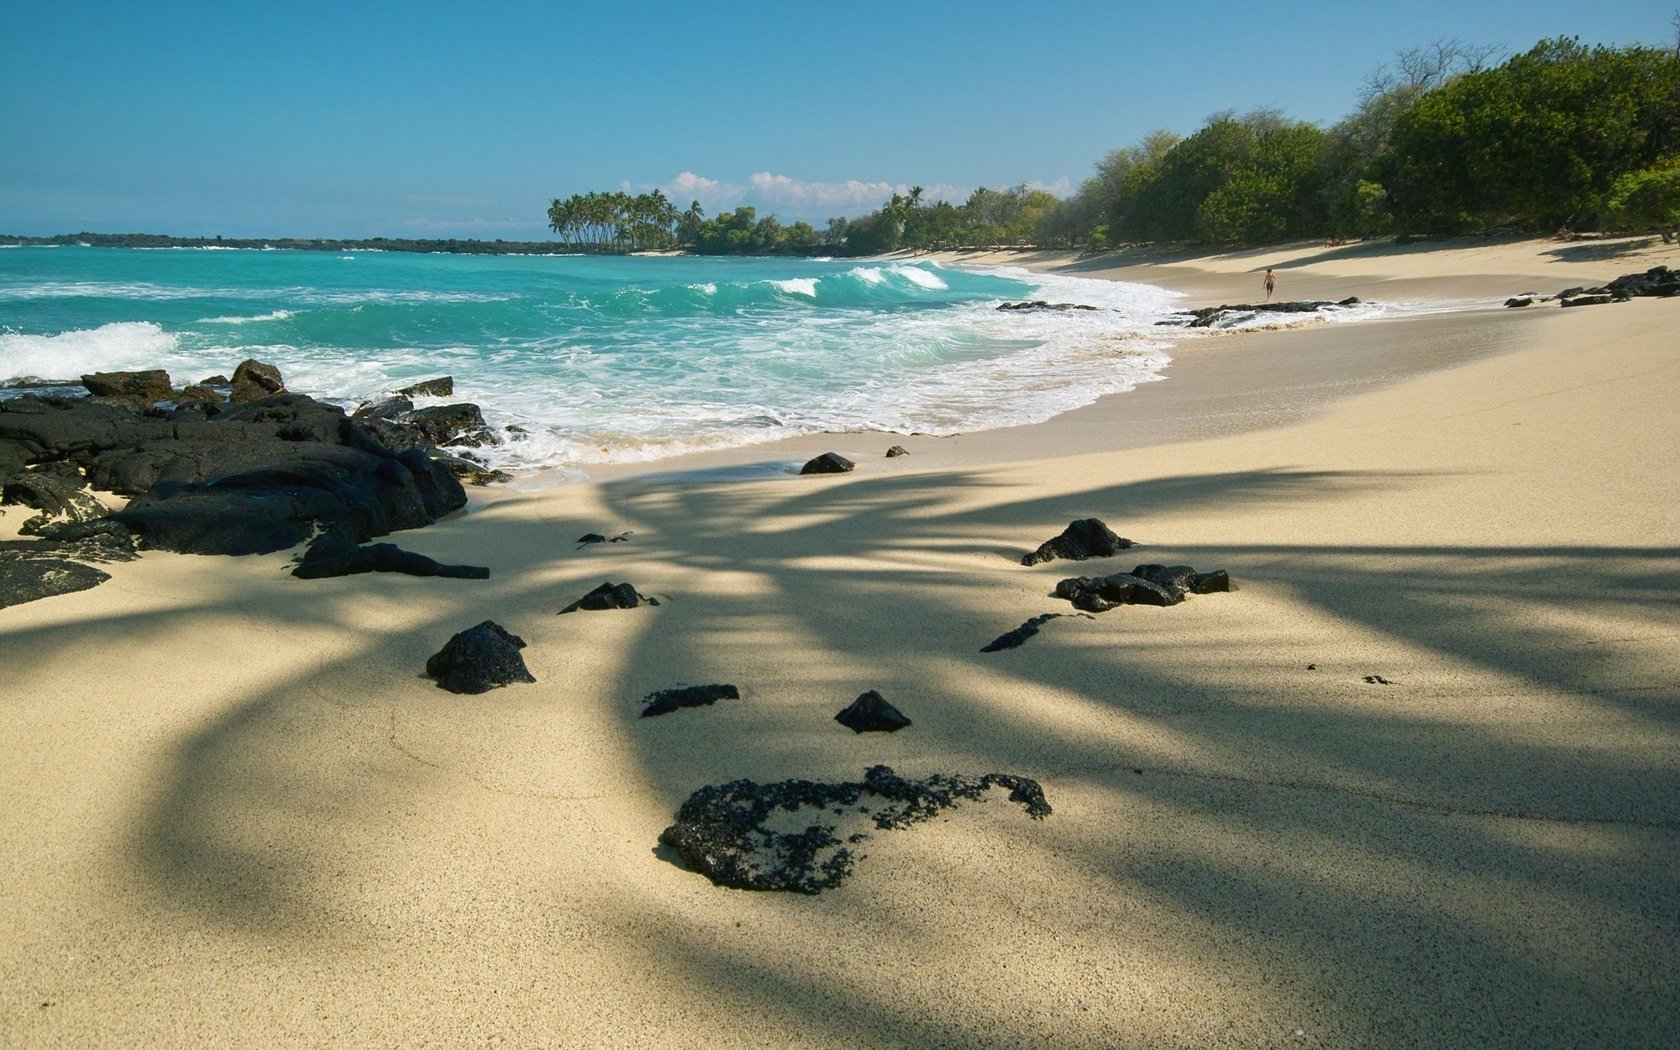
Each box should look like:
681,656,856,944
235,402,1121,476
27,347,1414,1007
401,404,496,448
229,359,285,403
641,684,740,718
396,376,454,398
834,690,911,733
558,581,659,613
659,764,1050,893
1504,296,1534,308
81,369,172,404
885,445,909,458
799,452,854,475
1561,294,1614,308
997,300,1097,312
352,396,414,422
1022,517,1132,566
1053,563,1230,612
424,620,536,694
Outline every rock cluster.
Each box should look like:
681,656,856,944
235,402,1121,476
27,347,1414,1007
658,765,1052,893
1505,266,1679,308
997,300,1098,312
1054,563,1231,612
1157,298,1361,328
424,620,536,694
980,612,1093,652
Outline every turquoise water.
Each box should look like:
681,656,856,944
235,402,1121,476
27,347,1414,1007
0,245,1190,473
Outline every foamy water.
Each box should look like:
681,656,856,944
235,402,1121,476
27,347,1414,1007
0,246,1423,474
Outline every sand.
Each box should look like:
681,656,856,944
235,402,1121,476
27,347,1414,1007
2,235,1676,1047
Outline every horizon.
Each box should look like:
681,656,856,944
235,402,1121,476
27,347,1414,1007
3,1,1674,240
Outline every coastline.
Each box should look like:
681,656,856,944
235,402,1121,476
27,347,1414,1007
3,236,1676,1046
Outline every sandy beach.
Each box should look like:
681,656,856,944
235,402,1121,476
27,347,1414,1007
3,236,1676,1047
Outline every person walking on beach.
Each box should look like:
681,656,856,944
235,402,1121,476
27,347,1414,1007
1263,268,1276,301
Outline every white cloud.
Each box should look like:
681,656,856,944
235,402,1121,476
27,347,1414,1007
1026,176,1074,198
660,171,747,212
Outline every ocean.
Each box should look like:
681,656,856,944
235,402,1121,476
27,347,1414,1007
0,245,1386,476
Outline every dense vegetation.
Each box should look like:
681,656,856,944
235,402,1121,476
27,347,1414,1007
543,34,1678,256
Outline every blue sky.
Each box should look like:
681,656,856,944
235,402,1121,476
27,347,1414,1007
2,1,1674,238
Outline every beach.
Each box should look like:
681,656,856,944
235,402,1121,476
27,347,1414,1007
2,236,1676,1046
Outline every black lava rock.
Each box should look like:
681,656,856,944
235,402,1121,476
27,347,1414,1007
424,620,535,694
885,445,909,458
641,684,740,718
558,581,659,613
997,300,1097,312
834,690,911,733
800,452,855,475
658,765,1051,893
980,612,1093,652
291,529,489,579
396,376,454,398
1053,563,1231,612
0,525,136,609
1022,517,1132,566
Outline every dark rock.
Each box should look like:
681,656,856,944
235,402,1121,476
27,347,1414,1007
1053,563,1232,612
198,375,230,387
1022,517,1132,566
3,462,105,530
174,384,224,404
1504,296,1534,308
352,396,414,422
427,451,511,485
997,300,1098,312
400,404,496,448
1561,294,1614,308
1556,286,1585,299
1364,675,1395,685
424,620,535,694
1168,298,1358,328
0,524,135,609
396,376,453,398
1606,266,1679,299
658,764,1051,893
558,581,659,613
834,690,911,733
291,529,489,580
81,369,172,404
885,445,908,458
641,684,740,718
229,359,285,403
799,452,855,475
981,612,1093,652
576,531,632,548
1191,569,1230,593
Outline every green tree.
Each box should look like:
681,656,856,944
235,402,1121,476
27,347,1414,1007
1606,155,1680,240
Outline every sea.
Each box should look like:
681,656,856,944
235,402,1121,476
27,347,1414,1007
0,245,1393,477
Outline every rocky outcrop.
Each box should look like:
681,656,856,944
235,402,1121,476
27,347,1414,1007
291,529,489,580
0,391,467,558
396,376,454,398
1158,297,1361,328
997,300,1097,312
230,359,286,403
424,620,535,694
799,452,854,475
81,370,172,405
1022,518,1132,566
2,461,106,534
834,690,911,733
558,581,659,613
659,765,1051,894
642,684,740,717
1053,563,1231,612
0,523,136,609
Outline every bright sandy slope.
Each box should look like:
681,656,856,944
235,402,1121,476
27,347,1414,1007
1,236,1676,1047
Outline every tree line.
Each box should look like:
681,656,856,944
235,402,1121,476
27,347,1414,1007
550,33,1678,256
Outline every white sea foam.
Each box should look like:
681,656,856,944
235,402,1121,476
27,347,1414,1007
771,278,819,297
198,309,294,325
0,322,181,380
891,263,948,290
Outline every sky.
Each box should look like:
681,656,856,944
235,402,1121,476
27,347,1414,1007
2,0,1675,239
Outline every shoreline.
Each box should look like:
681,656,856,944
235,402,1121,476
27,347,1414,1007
3,235,1676,1047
